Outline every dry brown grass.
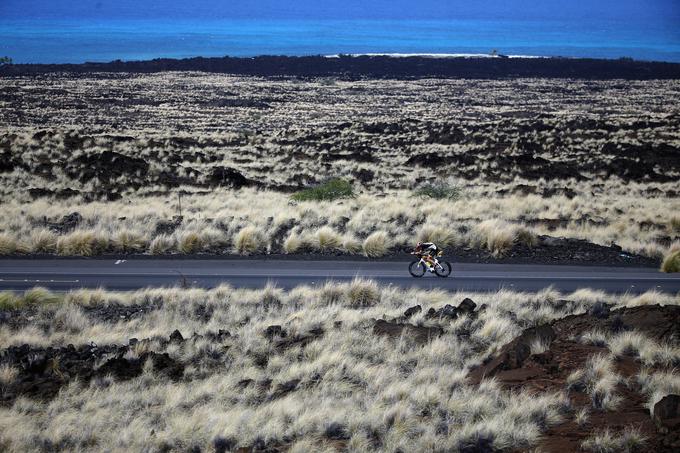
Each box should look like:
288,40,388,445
0,283,677,452
0,74,677,259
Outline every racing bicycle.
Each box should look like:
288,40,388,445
409,251,452,278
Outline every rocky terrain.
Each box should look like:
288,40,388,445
1,75,679,198
0,284,678,452
0,73,678,263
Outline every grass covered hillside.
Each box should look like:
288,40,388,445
0,74,678,266
0,283,678,451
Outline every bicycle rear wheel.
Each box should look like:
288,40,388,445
435,261,452,278
409,260,426,277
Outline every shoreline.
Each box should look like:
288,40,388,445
2,54,680,79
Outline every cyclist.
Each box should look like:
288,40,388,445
414,241,441,272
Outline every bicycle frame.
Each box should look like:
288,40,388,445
415,254,443,271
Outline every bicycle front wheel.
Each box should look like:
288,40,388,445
409,260,426,277
435,261,452,278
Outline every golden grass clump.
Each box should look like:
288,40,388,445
149,234,176,255
362,230,390,257
0,364,18,389
342,235,362,254
313,226,342,251
0,287,62,310
27,229,58,253
581,426,646,453
473,219,514,255
56,230,109,256
472,219,536,255
176,229,226,254
669,216,680,234
283,233,303,254
346,278,381,307
418,225,458,248
660,243,680,273
0,233,18,255
234,226,265,255
113,229,147,253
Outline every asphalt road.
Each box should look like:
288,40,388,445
0,259,678,294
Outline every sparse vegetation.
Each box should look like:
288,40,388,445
314,226,342,251
567,354,622,411
660,247,680,273
0,74,676,260
346,278,380,307
0,283,676,451
413,181,462,200
0,287,62,310
291,178,354,202
581,426,646,452
234,226,264,255
362,230,390,257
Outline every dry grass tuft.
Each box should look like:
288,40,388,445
418,225,458,248
341,235,362,254
362,230,390,257
566,354,622,411
113,229,147,253
56,230,109,256
314,227,342,251
283,233,303,254
581,426,646,453
0,233,18,255
346,278,381,308
177,231,204,254
661,248,680,273
149,234,176,255
0,287,62,310
27,229,58,253
234,226,265,255
473,219,516,256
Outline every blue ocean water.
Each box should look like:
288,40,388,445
1,1,679,63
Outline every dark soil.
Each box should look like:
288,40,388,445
0,328,234,406
0,340,183,405
469,305,680,453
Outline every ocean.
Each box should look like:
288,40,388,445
1,5,679,64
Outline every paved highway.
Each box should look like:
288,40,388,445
0,259,678,294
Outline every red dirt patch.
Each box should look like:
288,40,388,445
470,305,680,452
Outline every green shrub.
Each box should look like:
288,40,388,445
661,250,680,273
0,292,20,310
413,182,462,200
291,178,354,202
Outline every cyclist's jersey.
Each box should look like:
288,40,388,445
418,242,439,256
